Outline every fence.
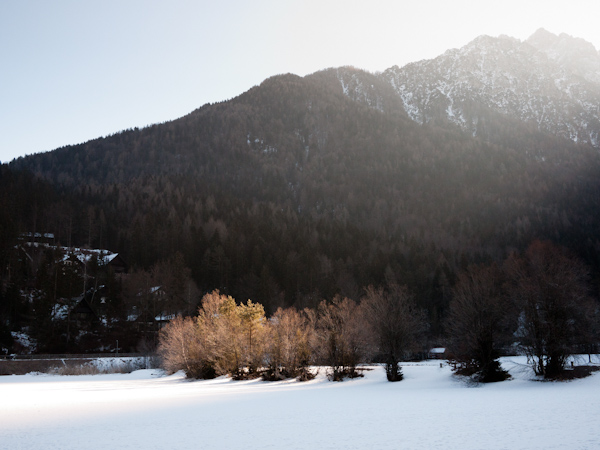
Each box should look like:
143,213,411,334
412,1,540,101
1,353,142,360
0,353,155,376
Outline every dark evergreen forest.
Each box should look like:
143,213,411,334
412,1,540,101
3,69,600,354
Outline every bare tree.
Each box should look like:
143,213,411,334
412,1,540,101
506,241,595,378
121,268,155,339
264,306,316,380
361,285,426,381
151,252,200,317
316,296,367,381
194,291,269,379
157,315,214,378
445,264,511,382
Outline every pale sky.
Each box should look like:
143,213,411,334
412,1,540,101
1,0,599,163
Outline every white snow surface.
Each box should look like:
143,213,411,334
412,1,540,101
1,357,599,449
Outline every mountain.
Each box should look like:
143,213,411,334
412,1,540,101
380,29,600,148
526,28,600,84
4,30,600,344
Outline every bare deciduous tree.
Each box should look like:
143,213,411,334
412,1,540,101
158,315,214,378
316,296,367,381
361,284,426,381
445,264,511,382
151,252,200,317
506,241,595,378
264,306,316,380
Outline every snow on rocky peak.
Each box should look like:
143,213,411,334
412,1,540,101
378,31,600,148
527,28,600,84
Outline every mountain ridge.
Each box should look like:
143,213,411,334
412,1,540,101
12,28,600,173
377,29,600,148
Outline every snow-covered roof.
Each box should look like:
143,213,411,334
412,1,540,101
20,232,55,239
21,242,121,267
155,313,176,322
63,248,119,265
429,347,446,354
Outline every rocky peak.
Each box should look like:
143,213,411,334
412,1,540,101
526,28,600,83
378,31,600,148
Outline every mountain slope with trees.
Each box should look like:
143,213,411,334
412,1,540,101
3,31,600,355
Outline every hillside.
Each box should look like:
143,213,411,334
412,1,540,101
3,30,600,352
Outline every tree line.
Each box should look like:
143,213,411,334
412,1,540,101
159,286,426,383
3,70,600,355
160,240,599,382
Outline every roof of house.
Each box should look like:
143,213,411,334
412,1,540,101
20,232,55,239
63,248,120,266
21,242,122,268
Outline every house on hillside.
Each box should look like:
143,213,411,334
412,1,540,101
71,296,100,327
428,347,447,359
51,290,102,326
103,253,127,274
64,248,128,275
18,237,128,276
155,312,177,329
127,285,180,337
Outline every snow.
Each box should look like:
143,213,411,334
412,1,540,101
51,303,69,321
20,232,55,240
64,248,119,266
149,286,161,294
10,331,37,353
155,313,176,321
18,241,117,270
1,357,599,449
382,34,600,149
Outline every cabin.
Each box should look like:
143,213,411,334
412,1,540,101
428,347,447,359
71,297,100,327
104,253,127,274
66,248,128,275
18,238,128,276
155,312,177,329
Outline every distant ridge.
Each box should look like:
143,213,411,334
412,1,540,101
378,29,600,148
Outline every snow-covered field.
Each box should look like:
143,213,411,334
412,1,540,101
1,357,599,450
